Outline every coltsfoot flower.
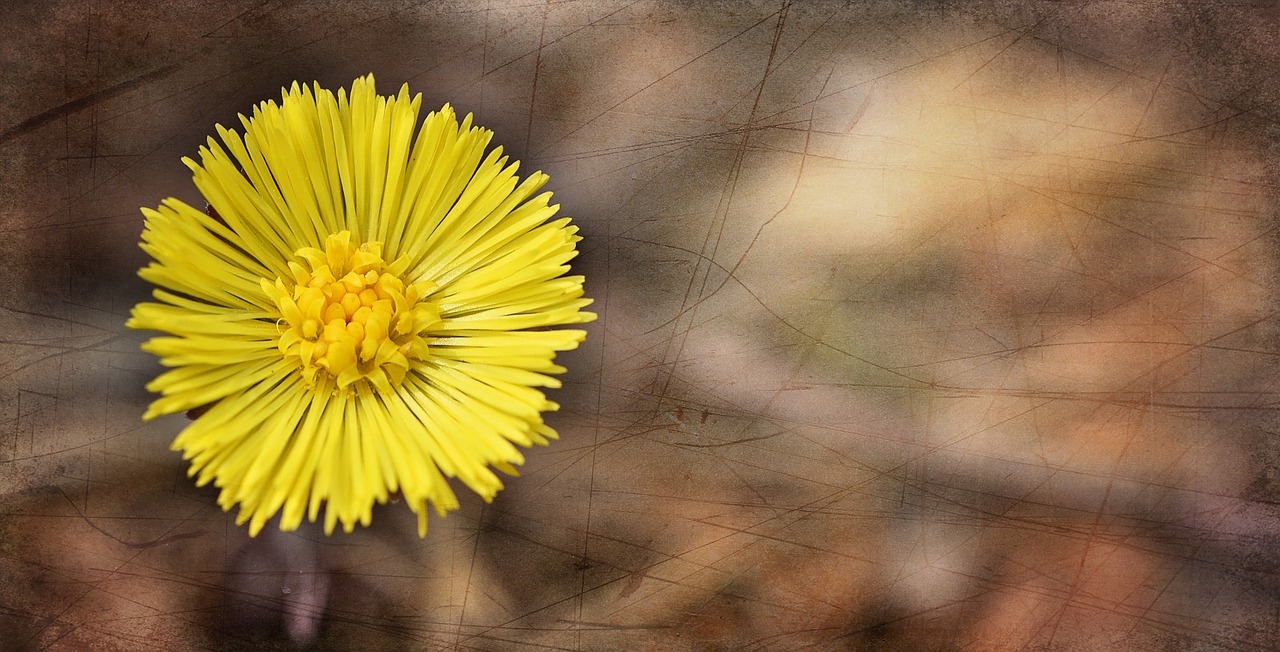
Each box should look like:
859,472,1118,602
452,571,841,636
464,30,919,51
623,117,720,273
127,74,594,536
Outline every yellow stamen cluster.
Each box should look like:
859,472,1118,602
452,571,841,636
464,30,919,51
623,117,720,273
262,231,440,392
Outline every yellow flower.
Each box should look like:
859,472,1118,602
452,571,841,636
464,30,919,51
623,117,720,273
127,75,594,537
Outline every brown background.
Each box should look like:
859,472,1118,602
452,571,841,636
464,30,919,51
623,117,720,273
3,1,1280,650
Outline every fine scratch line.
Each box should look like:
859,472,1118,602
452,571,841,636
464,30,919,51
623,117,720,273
0,63,180,147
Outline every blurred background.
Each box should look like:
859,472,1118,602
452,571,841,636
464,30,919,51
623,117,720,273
3,0,1280,649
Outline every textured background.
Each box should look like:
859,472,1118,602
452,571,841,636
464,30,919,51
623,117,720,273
4,1,1280,650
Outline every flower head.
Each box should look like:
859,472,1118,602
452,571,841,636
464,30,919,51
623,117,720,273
127,75,594,536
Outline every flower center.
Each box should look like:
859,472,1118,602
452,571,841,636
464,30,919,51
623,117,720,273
262,231,439,392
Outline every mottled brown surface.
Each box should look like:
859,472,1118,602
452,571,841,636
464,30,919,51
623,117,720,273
4,1,1280,650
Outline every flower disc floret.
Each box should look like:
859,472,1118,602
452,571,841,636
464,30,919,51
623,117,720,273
264,231,440,393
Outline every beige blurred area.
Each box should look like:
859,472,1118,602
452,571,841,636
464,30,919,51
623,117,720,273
4,1,1280,650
